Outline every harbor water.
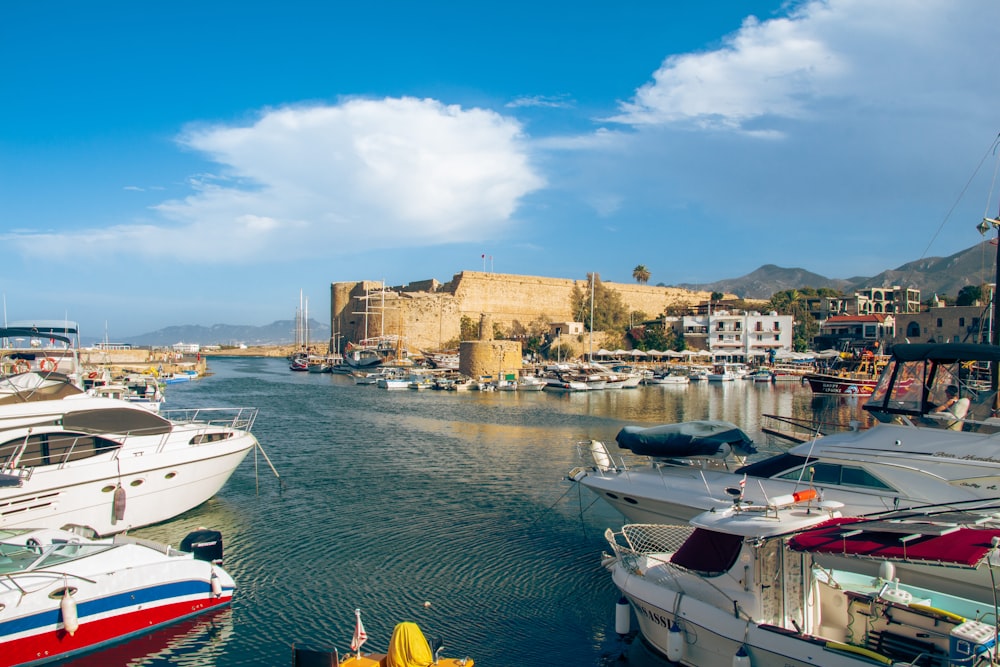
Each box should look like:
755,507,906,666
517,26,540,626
59,357,870,666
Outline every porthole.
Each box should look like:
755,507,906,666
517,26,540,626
624,498,638,505
605,493,619,500
49,586,78,600
164,472,177,480
129,479,144,487
101,485,116,493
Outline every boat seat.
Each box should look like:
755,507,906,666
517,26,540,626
292,643,339,666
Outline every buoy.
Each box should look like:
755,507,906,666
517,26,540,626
732,644,750,667
210,569,222,597
112,484,126,523
666,622,684,662
614,596,630,636
60,588,79,636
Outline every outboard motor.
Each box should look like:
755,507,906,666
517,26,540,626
180,528,224,564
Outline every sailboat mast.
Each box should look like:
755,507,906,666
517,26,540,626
589,273,594,362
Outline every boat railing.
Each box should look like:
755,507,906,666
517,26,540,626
113,533,185,556
160,407,259,432
605,524,758,619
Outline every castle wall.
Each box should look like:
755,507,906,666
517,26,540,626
330,271,718,353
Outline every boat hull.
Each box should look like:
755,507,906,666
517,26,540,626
804,373,877,395
0,544,234,667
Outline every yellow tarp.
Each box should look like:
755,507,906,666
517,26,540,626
383,622,434,667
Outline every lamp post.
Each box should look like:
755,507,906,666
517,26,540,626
976,213,1000,396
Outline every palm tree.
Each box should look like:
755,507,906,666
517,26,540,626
632,265,651,285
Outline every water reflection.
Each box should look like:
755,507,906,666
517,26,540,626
58,608,234,667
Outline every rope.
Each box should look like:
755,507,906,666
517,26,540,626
919,132,1000,261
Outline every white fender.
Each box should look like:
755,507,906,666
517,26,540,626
732,645,750,667
61,590,79,636
112,484,127,523
614,596,630,635
211,569,222,597
666,622,684,662
590,440,613,471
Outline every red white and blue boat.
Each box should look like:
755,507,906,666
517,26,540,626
0,525,234,667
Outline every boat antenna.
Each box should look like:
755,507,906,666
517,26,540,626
976,139,1000,400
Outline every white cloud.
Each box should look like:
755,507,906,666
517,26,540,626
505,94,574,109
5,97,544,263
610,0,991,134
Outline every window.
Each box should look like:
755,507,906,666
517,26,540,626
775,462,894,491
959,318,965,327
937,318,943,327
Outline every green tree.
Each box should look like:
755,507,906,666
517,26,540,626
956,285,984,307
632,264,651,285
630,322,675,351
459,315,479,341
766,288,824,351
547,342,576,361
569,273,629,332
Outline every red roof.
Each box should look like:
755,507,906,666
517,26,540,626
823,314,891,324
787,517,1000,568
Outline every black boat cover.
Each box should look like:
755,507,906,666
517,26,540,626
615,420,758,458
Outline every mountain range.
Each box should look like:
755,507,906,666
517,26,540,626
124,241,995,347
679,240,993,300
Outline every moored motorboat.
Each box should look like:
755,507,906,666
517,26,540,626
572,343,1000,526
517,375,547,391
804,351,887,395
0,323,87,404
0,395,260,536
0,525,234,667
604,495,1000,667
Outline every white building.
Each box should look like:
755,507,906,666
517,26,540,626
667,310,794,362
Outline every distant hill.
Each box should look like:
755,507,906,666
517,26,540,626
678,265,852,299
120,319,331,348
678,241,993,300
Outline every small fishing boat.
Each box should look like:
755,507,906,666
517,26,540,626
804,351,887,395
0,525,234,667
517,375,547,391
293,609,473,667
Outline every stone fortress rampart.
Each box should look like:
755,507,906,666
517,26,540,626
330,271,717,353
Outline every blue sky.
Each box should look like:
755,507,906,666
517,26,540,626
2,0,999,341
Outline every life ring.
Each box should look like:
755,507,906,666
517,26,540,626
87,371,99,379
11,360,30,374
39,358,58,373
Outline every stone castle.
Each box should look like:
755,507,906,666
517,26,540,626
329,271,717,353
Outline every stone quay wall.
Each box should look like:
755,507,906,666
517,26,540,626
329,271,717,353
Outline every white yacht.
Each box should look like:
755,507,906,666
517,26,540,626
605,496,1000,666
572,343,1000,526
0,394,259,536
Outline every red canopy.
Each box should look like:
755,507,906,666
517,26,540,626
788,516,1000,568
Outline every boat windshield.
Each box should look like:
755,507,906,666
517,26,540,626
864,347,1000,430
0,539,112,574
